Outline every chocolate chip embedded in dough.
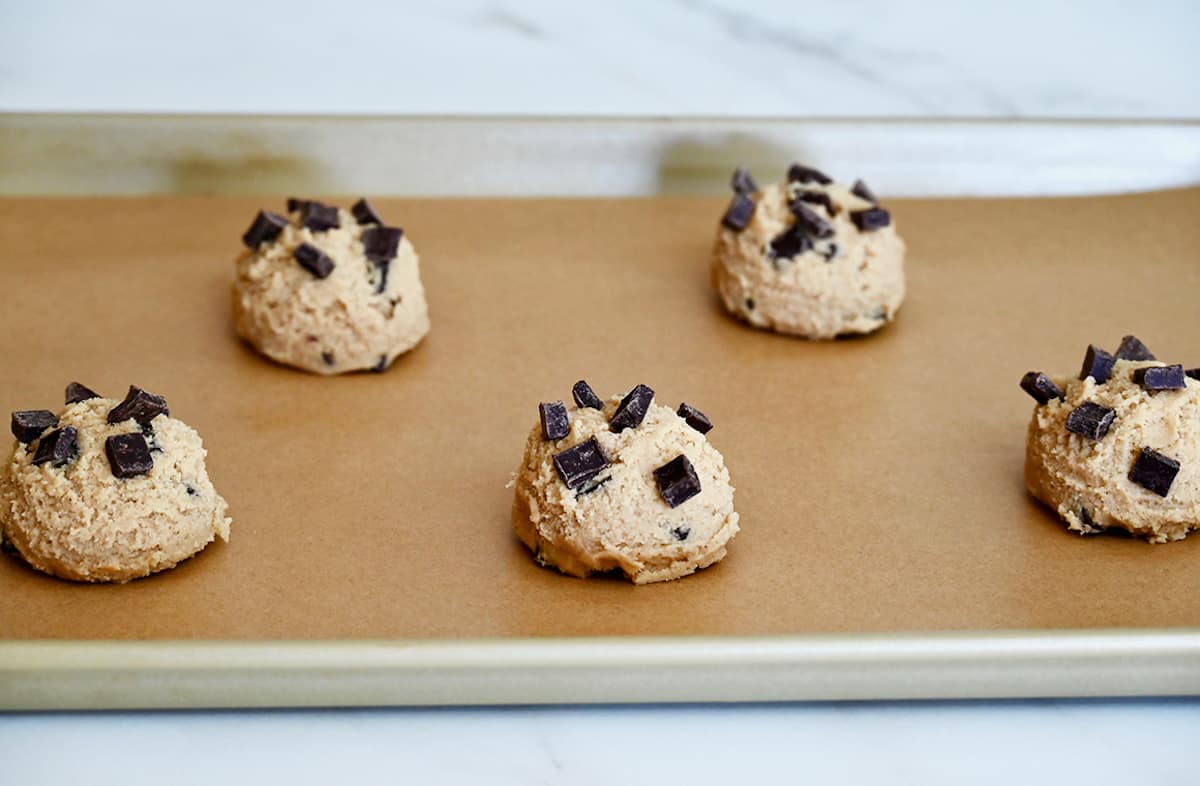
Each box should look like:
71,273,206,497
610,384,654,433
787,163,832,185
731,167,758,195
1128,447,1180,497
769,224,812,260
721,194,756,232
790,201,835,239
849,207,891,231
11,410,58,443
821,242,839,262
351,198,384,226
1114,335,1156,361
744,298,755,311
31,426,77,468
107,386,169,426
851,179,878,204
795,190,836,215
300,201,340,232
653,454,703,509
64,382,101,405
539,401,570,441
677,403,714,434
105,433,154,479
1133,364,1186,391
671,525,691,541
370,355,390,373
1019,371,1064,405
1078,344,1115,384
572,380,603,410
1078,507,1103,534
1065,401,1116,440
553,437,610,491
241,210,288,248
322,351,335,367
294,242,336,279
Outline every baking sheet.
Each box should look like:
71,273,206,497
0,190,1198,704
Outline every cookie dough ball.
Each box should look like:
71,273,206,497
512,381,739,584
233,198,430,375
711,165,906,338
1,383,231,582
1021,336,1200,542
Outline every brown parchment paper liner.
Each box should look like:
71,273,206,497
0,190,1197,641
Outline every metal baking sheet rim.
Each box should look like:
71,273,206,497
3,629,1198,710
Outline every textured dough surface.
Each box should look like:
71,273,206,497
512,393,738,584
0,398,231,582
711,180,906,338
233,206,430,374
1024,359,1200,542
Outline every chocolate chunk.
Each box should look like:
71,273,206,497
796,190,835,214
572,380,603,410
821,242,839,262
850,207,891,231
322,351,335,367
371,259,392,294
185,483,198,496
1187,368,1200,381
241,210,288,248
1079,345,1114,383
744,297,755,311
553,437,610,491
721,194,756,232
610,384,654,433
1066,402,1115,440
107,386,169,426
677,403,713,434
286,197,310,213
851,179,878,204
370,355,390,373
1133,364,1186,391
294,242,336,279
1128,447,1180,497
769,224,812,260
351,198,384,226
539,401,570,441
140,421,162,452
671,525,691,541
32,426,77,467
1114,335,1155,361
730,167,758,195
1020,371,1064,405
11,410,58,443
65,382,100,405
1078,507,1103,534
105,433,154,479
787,163,832,185
300,201,340,232
790,201,835,238
653,454,702,508
363,226,403,262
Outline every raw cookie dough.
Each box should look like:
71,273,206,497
233,198,430,375
1021,337,1200,542
512,381,739,584
711,165,906,338
1,384,231,582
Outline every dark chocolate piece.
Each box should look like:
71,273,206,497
363,226,404,262
1114,335,1155,361
286,197,310,213
300,201,340,232
653,454,702,509
1019,371,1064,405
821,242,839,262
1066,402,1115,440
677,403,714,434
769,224,812,260
610,384,654,433
850,207,891,231
1078,507,1103,534
105,433,154,479
851,179,878,204
539,401,570,441
107,386,169,426
1133,364,1186,391
294,242,336,279
185,483,198,496
572,380,603,410
31,426,77,467
322,351,335,367
721,194,756,232
787,163,832,185
744,298,755,311
1186,368,1200,381
553,437,610,491
790,201,835,238
731,167,758,195
351,198,384,226
65,382,100,405
1079,345,1114,383
371,259,392,294
1128,447,1180,497
241,210,288,248
796,190,835,214
370,355,390,373
671,525,691,541
140,420,162,453
11,410,58,443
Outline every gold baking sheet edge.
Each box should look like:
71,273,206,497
3,629,1198,710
